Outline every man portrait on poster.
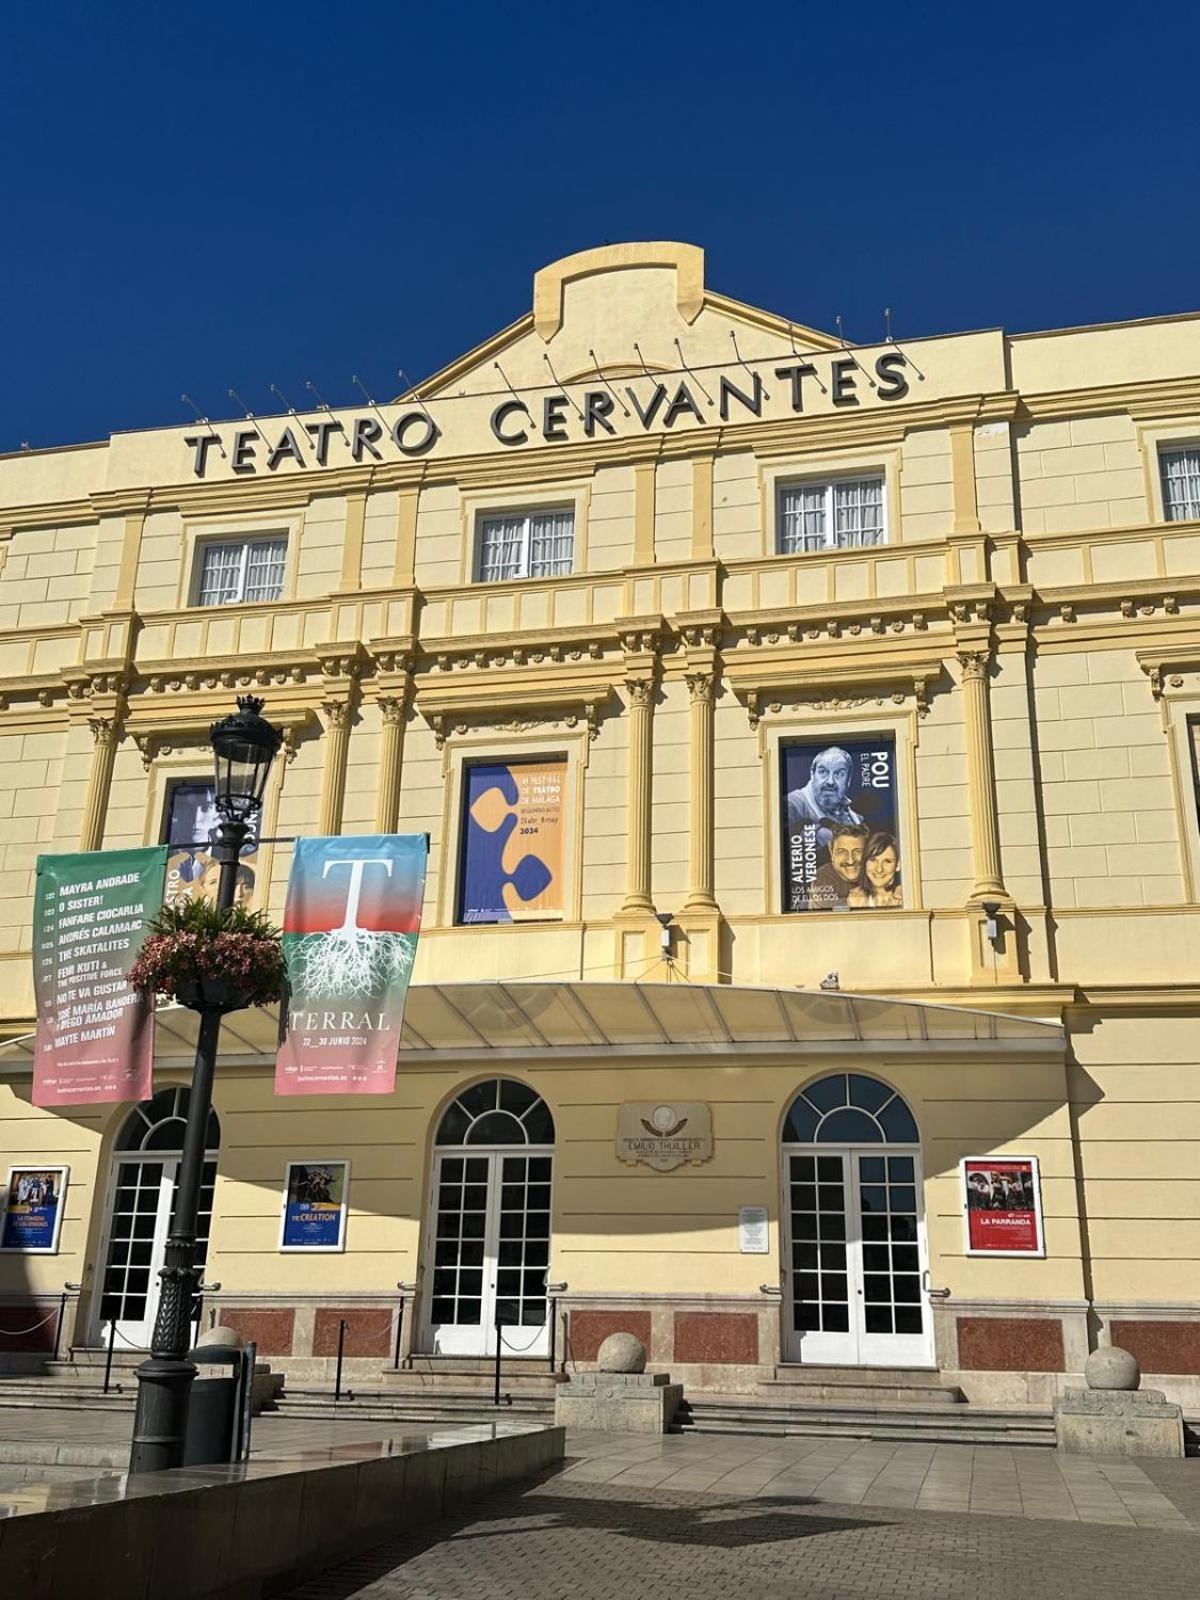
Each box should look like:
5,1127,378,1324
786,746,864,840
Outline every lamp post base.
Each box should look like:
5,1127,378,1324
129,1354,198,1475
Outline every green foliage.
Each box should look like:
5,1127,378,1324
146,897,281,942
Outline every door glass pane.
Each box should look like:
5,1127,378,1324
496,1155,551,1330
429,1158,489,1326
100,1161,164,1324
788,1153,849,1336
856,1153,923,1341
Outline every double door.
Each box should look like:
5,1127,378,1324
782,1147,933,1367
95,1155,217,1349
425,1149,552,1357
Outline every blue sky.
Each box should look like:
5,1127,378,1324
2,2,1197,450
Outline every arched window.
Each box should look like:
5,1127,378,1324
115,1087,221,1153
782,1073,917,1145
435,1079,554,1147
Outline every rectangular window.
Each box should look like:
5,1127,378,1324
196,536,287,605
780,737,900,911
778,477,886,553
457,759,567,924
1161,445,1200,522
477,509,574,581
163,780,258,909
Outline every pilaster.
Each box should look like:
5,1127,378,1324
78,712,123,852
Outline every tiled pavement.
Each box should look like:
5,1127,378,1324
5,1407,1200,1596
277,1433,1200,1600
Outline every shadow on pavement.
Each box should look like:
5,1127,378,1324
285,1472,887,1599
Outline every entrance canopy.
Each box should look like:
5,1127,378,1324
0,983,1064,1070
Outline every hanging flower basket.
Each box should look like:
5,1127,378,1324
127,900,284,1015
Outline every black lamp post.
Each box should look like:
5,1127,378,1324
130,696,282,1474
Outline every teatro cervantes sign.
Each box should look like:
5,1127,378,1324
617,1102,713,1173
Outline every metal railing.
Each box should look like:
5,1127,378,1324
0,1284,83,1361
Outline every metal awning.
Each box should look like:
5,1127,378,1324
0,982,1064,1070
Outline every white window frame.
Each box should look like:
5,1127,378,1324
194,534,288,607
1159,442,1200,523
776,474,887,554
475,507,576,582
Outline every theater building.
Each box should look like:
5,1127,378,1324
1,240,1200,1408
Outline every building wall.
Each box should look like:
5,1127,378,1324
1,243,1199,1390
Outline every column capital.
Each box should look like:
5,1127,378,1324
377,693,409,727
624,674,655,708
957,648,992,683
320,699,354,732
87,714,122,748
685,671,715,705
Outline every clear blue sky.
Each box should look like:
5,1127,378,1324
2,2,1197,451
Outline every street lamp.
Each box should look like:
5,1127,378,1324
130,697,282,1474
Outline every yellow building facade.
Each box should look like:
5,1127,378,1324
1,241,1199,1405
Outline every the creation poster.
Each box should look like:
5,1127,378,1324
280,1160,349,1250
164,780,258,909
32,846,167,1107
780,737,901,911
962,1157,1045,1255
275,834,427,1096
0,1166,68,1253
458,759,567,923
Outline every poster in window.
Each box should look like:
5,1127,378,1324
164,781,258,909
458,760,567,923
0,1166,68,1253
780,736,901,911
280,1160,349,1251
961,1157,1045,1256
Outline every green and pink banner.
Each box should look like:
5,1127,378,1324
275,835,427,1096
32,846,167,1108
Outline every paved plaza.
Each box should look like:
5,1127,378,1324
276,1431,1200,1600
4,1409,1200,1597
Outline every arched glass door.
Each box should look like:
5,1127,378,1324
94,1088,220,1349
781,1073,932,1367
424,1078,554,1357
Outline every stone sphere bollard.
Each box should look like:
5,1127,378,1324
597,1332,647,1374
197,1324,245,1350
1084,1346,1140,1391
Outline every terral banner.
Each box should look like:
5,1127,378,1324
32,847,167,1108
275,835,427,1096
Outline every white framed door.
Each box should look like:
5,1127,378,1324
782,1145,933,1367
424,1147,553,1357
94,1153,217,1349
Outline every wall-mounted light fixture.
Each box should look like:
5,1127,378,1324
981,901,1002,946
655,911,673,954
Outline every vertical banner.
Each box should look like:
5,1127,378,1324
0,1166,68,1253
961,1157,1045,1256
275,835,426,1096
780,736,901,911
32,847,167,1107
279,1160,349,1250
164,780,258,908
458,758,566,923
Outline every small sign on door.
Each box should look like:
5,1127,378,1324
738,1205,769,1254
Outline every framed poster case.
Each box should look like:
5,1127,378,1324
279,1159,350,1252
960,1156,1045,1258
0,1165,69,1253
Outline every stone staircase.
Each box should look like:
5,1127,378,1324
0,1355,1156,1449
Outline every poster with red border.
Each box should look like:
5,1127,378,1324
961,1157,1045,1256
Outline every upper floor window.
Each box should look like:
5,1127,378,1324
196,536,287,606
477,508,574,582
1161,445,1200,522
778,476,886,554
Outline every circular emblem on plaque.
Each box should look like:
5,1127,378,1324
650,1104,677,1133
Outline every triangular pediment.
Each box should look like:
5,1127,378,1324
406,242,840,403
